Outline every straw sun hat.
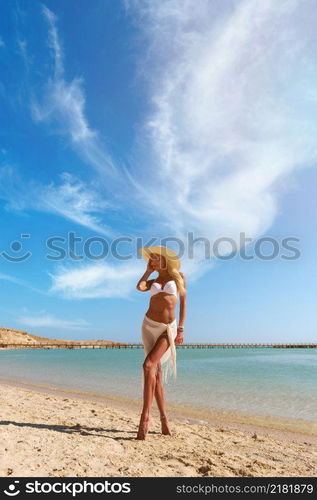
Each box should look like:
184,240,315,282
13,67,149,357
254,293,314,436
138,246,181,271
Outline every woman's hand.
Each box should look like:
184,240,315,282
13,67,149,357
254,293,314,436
136,260,154,290
175,329,184,345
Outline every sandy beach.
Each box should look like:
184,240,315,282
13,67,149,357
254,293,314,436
0,381,316,477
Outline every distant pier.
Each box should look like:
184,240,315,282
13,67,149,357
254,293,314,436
1,342,316,349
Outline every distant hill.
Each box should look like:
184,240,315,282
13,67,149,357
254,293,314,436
0,326,124,347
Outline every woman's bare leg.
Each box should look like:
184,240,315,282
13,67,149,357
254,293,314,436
137,332,170,440
154,363,172,435
154,362,165,415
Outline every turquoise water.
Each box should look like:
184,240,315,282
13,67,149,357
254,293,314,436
0,347,316,420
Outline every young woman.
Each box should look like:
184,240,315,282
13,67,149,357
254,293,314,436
135,245,186,440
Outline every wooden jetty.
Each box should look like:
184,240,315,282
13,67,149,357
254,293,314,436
1,342,316,349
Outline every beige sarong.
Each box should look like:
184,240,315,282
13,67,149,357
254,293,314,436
141,314,178,386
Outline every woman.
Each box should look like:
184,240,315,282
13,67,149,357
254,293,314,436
135,245,186,440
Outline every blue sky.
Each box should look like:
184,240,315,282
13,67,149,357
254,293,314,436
0,0,316,343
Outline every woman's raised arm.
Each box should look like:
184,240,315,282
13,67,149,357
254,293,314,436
136,261,155,291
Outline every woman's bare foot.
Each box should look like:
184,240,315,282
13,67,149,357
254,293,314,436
136,413,151,440
160,414,172,436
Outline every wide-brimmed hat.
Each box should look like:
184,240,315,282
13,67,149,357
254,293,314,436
138,245,180,270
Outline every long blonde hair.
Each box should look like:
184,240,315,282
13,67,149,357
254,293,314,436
167,262,186,296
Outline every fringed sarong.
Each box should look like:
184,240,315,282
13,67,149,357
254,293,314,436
141,314,177,388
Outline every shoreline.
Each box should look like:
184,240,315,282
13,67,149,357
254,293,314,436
1,380,316,477
1,344,317,349
1,376,316,445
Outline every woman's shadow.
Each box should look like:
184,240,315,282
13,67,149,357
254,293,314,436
0,420,160,440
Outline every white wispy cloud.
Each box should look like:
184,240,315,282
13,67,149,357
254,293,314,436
9,0,317,300
17,38,30,72
49,0,317,296
6,4,122,236
30,5,118,179
0,36,5,47
34,172,116,237
0,166,115,236
0,273,39,292
126,0,317,251
41,5,63,79
17,310,89,329
49,260,145,299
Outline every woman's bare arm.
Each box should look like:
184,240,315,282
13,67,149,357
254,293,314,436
175,272,186,344
136,262,155,291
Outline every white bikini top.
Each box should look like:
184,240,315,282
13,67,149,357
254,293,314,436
150,279,178,298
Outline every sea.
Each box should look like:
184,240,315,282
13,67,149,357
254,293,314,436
0,347,316,422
